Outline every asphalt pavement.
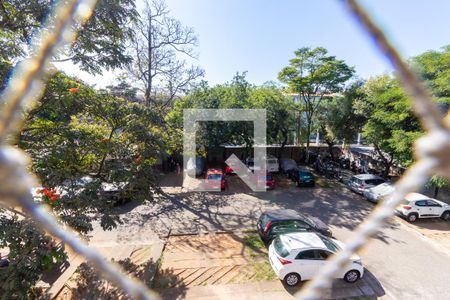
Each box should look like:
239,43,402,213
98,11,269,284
88,173,450,299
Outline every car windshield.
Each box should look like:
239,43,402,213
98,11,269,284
299,214,315,227
259,214,271,228
274,237,289,258
208,174,222,180
299,171,312,177
318,234,341,252
366,179,385,185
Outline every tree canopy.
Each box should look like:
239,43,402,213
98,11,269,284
278,47,354,155
0,0,138,74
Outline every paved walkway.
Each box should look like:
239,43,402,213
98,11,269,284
159,277,393,300
154,233,388,300
50,241,164,299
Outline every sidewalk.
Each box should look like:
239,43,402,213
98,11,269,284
160,281,293,300
50,241,165,299
159,277,393,300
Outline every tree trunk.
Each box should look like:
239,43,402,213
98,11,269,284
278,133,288,160
97,128,115,176
145,9,152,107
434,187,439,198
327,141,334,160
305,120,311,163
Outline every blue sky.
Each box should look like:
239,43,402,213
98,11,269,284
58,0,450,87
162,0,450,85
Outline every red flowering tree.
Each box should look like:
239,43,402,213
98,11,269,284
36,188,61,207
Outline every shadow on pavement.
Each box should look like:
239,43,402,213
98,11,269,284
283,268,385,299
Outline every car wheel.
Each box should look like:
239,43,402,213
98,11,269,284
344,270,360,283
441,211,450,221
407,213,418,222
284,273,301,287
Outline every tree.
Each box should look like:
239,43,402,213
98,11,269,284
278,47,354,160
0,0,138,74
249,83,295,157
412,45,450,103
357,75,423,176
426,176,448,198
316,81,367,157
165,74,295,161
18,72,163,232
0,209,66,299
412,46,450,194
101,74,140,102
3,71,164,296
127,0,204,107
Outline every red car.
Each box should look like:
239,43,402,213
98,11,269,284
256,171,275,190
205,169,226,190
224,163,242,174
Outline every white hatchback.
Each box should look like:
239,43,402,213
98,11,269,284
396,192,450,222
268,232,364,286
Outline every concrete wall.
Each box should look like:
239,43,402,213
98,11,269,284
205,145,339,164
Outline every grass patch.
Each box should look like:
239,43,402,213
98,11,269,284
315,176,331,188
251,260,277,281
243,233,265,250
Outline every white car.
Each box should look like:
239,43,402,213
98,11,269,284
346,174,385,194
266,155,279,173
396,192,450,222
246,155,279,173
363,182,395,203
268,232,364,286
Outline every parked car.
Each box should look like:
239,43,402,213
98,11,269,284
205,168,226,190
266,155,279,173
186,157,205,176
99,181,133,206
338,156,350,169
279,158,297,174
256,171,275,190
346,174,385,194
269,232,364,286
395,192,450,222
246,155,279,173
257,209,332,245
288,167,315,187
224,156,243,174
363,182,395,203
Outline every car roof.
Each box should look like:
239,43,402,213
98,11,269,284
280,158,295,162
405,192,429,201
369,182,394,191
263,209,304,220
255,170,271,175
206,168,223,174
280,232,326,251
354,174,383,180
405,192,430,202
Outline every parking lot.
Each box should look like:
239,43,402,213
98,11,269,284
89,171,450,299
155,232,385,300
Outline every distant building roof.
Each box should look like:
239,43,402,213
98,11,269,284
349,146,374,156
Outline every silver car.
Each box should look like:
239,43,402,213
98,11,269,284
279,158,297,174
347,174,385,194
363,182,394,203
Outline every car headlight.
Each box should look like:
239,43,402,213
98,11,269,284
353,259,362,265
